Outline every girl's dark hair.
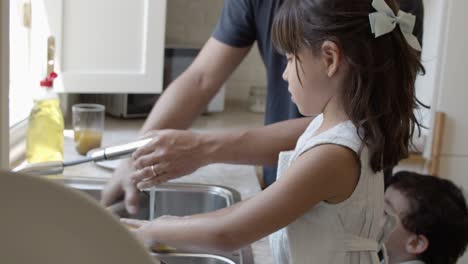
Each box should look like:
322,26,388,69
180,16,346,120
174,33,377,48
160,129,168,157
387,171,468,264
272,0,426,172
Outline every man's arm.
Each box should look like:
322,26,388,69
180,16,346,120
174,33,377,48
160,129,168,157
130,117,312,189
140,37,251,133
205,117,311,165
101,38,251,212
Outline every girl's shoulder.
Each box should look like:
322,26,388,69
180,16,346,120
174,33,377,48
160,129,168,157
295,115,363,159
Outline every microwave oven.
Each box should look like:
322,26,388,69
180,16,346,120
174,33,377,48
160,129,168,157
89,48,225,118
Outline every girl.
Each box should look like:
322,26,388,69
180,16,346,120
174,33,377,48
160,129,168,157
122,0,424,262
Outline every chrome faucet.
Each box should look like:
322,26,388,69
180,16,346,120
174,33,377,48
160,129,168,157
13,138,152,175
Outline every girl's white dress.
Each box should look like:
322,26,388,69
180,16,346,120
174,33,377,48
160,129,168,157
270,114,394,263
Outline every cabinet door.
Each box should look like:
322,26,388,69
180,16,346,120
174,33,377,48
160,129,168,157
31,0,166,94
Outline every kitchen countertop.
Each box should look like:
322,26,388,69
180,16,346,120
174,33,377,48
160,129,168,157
63,101,274,264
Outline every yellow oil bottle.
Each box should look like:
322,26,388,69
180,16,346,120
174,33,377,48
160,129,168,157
26,72,64,163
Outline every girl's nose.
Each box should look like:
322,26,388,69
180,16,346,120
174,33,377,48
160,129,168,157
282,67,288,81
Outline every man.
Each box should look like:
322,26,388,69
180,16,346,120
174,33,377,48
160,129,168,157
101,0,424,214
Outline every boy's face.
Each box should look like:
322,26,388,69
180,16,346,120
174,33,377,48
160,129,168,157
384,186,416,263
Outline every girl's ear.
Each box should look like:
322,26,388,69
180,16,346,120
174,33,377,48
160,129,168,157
320,40,341,78
405,234,429,255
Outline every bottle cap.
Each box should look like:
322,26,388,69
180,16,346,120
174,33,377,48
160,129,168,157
40,72,58,89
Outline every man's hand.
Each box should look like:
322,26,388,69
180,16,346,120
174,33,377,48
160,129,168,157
101,159,140,215
131,130,211,189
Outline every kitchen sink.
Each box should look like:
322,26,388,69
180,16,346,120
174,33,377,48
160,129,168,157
53,177,253,264
153,253,236,264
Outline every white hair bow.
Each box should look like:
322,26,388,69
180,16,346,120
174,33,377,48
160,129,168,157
369,0,422,51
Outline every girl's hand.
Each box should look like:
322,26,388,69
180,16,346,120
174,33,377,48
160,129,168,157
121,218,148,229
121,218,156,248
120,217,178,252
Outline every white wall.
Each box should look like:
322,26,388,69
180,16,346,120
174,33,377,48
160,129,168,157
387,1,468,261
428,1,468,261
0,0,10,169
416,0,447,131
436,0,468,157
417,0,468,177
430,0,468,177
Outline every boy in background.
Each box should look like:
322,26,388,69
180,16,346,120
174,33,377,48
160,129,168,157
384,171,468,264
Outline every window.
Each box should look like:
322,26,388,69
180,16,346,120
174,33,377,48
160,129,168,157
9,0,35,127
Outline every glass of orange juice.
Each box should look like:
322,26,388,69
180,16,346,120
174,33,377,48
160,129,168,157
72,104,105,155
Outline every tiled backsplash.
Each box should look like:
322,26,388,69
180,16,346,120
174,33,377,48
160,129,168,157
166,0,267,103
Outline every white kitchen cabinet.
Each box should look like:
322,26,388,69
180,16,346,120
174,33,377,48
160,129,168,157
30,0,166,94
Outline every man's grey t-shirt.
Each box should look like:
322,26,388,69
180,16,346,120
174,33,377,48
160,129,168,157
213,0,297,126
213,0,293,186
212,0,424,187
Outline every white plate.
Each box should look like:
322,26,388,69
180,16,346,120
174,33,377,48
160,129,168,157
1,169,159,264
87,148,120,170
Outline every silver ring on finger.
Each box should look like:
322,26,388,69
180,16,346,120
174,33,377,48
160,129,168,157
151,165,157,177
